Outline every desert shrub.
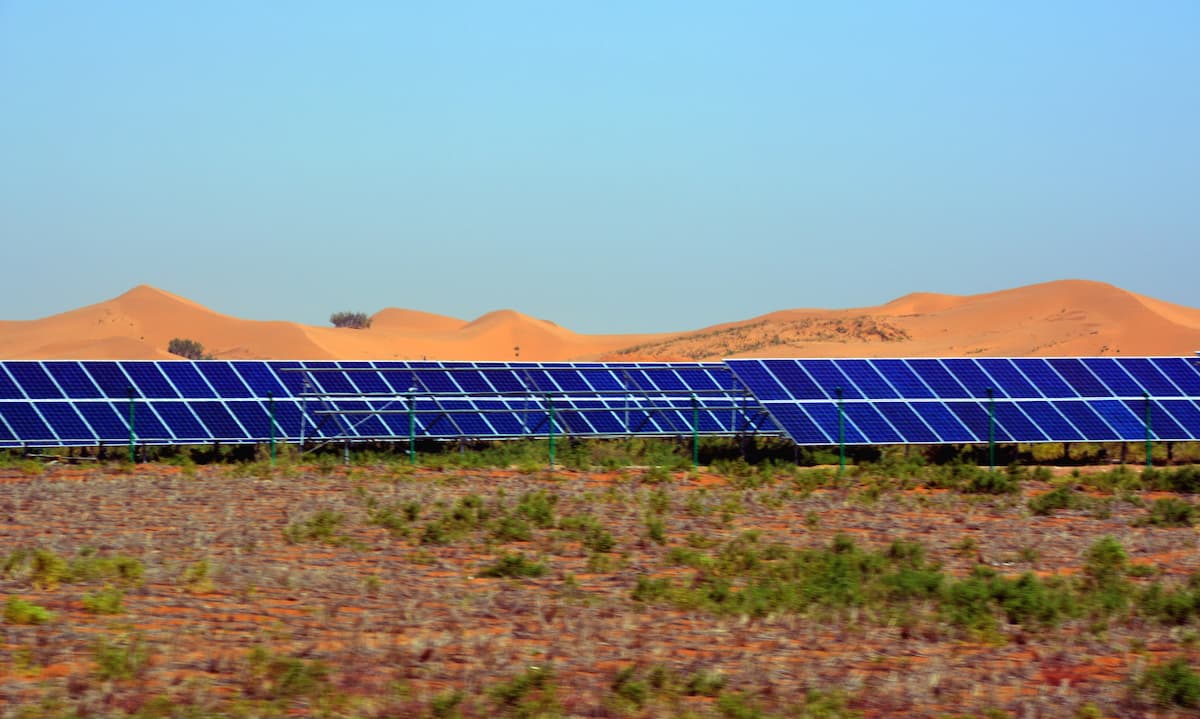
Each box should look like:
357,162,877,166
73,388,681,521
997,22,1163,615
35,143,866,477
167,337,212,360
610,665,649,708
489,665,559,716
93,634,150,681
491,513,533,542
1081,536,1133,615
245,645,331,700
560,514,616,553
964,465,1021,495
516,490,557,528
684,669,726,696
69,549,144,587
82,586,125,615
1028,484,1082,516
283,509,347,544
479,552,546,578
1138,497,1197,527
329,311,372,329
4,597,53,625
1139,580,1200,625
1139,657,1200,708
181,558,214,593
1145,465,1200,494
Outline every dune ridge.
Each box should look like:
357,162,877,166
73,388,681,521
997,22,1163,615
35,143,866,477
0,279,1197,361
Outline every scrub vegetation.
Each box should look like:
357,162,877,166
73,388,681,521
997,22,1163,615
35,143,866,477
2,441,1200,717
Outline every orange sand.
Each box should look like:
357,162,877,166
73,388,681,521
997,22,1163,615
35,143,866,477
0,279,1197,361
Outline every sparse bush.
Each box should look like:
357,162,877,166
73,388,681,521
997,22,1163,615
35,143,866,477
1139,657,1200,708
283,509,347,544
330,311,372,329
1139,497,1197,527
479,552,547,578
1029,484,1082,516
82,586,125,614
167,337,213,360
4,597,53,625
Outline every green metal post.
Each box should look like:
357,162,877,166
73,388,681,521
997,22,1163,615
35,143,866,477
408,394,416,465
1144,392,1153,470
547,395,556,468
987,388,995,473
836,387,845,477
268,392,276,467
126,388,137,464
691,394,699,469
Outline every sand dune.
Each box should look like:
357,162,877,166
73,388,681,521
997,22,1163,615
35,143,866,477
1,279,1197,361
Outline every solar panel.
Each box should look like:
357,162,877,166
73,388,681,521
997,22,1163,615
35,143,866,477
0,357,1193,449
8,363,63,399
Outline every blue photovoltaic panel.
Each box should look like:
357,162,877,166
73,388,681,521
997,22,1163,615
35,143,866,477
1151,358,1200,396
414,366,464,394
271,362,310,396
124,362,179,399
152,403,207,441
77,403,129,441
578,367,624,392
675,367,721,392
764,404,830,444
976,359,1041,398
326,401,389,437
843,403,903,443
838,360,899,399
551,368,593,393
650,367,689,392
911,403,975,443
7,363,63,399
1013,359,1076,398
791,360,848,399
805,403,867,444
1052,401,1119,441
1047,359,1109,398
1020,402,1084,442
271,401,318,438
993,403,1048,442
339,362,390,395
724,360,791,401
908,360,971,399
876,403,939,443
198,363,253,398
872,360,936,399
444,366,493,394
942,359,1003,399
84,362,136,399
762,360,825,399
472,400,522,435
161,363,217,398
191,402,248,439
0,404,55,441
1090,400,1146,440
234,362,290,397
36,403,94,443
1082,358,1144,397
1159,400,1200,440
132,405,173,440
946,402,1008,442
45,362,103,398
0,366,23,399
1122,399,1189,441
1120,359,1182,397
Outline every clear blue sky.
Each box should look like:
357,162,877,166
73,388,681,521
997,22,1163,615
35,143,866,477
2,2,1197,334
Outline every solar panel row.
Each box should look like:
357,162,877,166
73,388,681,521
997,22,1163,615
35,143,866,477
725,358,1200,445
0,361,775,447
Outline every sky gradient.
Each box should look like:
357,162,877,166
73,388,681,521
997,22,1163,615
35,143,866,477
2,2,1197,334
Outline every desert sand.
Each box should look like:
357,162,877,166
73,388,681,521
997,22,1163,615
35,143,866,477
0,279,1197,361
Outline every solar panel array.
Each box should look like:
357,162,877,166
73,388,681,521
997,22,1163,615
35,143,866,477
0,360,777,448
725,357,1200,445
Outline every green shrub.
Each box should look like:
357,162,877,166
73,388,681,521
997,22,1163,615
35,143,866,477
1029,484,1081,516
93,635,149,681
82,586,125,614
1139,497,1196,527
489,665,558,716
479,552,547,579
329,311,372,329
167,337,213,360
1140,657,1200,708
516,490,557,528
4,597,53,625
283,509,346,544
